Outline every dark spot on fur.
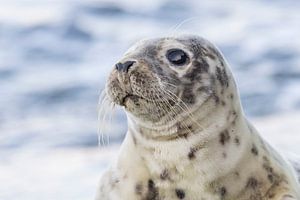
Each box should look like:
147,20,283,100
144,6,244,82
181,84,196,104
268,193,275,198
221,101,226,106
222,152,227,158
219,130,230,145
179,132,189,139
175,189,185,199
231,120,236,126
207,46,225,65
146,179,159,200
234,171,240,177
251,144,259,156
132,134,137,145
177,123,192,138
160,169,169,180
110,177,120,188
184,59,209,81
195,59,209,73
219,187,227,198
214,95,220,104
197,86,211,94
268,174,274,183
185,38,205,57
188,147,197,159
234,137,240,146
167,99,176,106
188,143,205,160
246,177,258,189
227,110,238,123
262,157,282,185
216,66,229,87
135,183,143,195
263,164,273,173
153,64,165,76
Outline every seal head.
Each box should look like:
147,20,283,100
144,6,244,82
106,35,233,126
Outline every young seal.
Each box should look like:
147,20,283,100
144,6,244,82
96,35,300,200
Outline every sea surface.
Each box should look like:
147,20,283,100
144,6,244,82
0,0,300,199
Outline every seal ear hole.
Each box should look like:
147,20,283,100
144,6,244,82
166,49,189,66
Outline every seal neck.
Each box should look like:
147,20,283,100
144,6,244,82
126,104,251,182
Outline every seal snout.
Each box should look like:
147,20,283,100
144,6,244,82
115,60,136,73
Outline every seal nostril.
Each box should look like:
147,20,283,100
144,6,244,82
115,61,136,72
115,62,123,71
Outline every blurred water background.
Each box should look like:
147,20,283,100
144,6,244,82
0,0,300,199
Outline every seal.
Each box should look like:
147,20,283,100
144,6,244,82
95,35,300,200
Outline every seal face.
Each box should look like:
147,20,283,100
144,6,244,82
106,36,222,127
97,35,300,200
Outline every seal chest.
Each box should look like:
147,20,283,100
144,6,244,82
96,35,300,200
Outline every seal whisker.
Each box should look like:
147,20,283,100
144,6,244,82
159,81,177,89
98,90,114,146
97,90,107,146
135,89,195,141
169,17,201,36
159,87,204,131
149,89,175,121
98,96,109,146
106,101,116,145
154,87,197,139
159,96,194,139
153,89,179,122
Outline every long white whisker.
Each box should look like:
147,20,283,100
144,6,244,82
169,17,201,36
97,90,115,147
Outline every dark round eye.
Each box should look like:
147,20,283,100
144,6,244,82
166,49,189,66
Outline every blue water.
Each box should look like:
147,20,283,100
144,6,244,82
0,0,300,149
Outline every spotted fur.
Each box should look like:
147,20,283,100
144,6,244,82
96,35,300,200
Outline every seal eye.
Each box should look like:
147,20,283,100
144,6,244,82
166,49,189,66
